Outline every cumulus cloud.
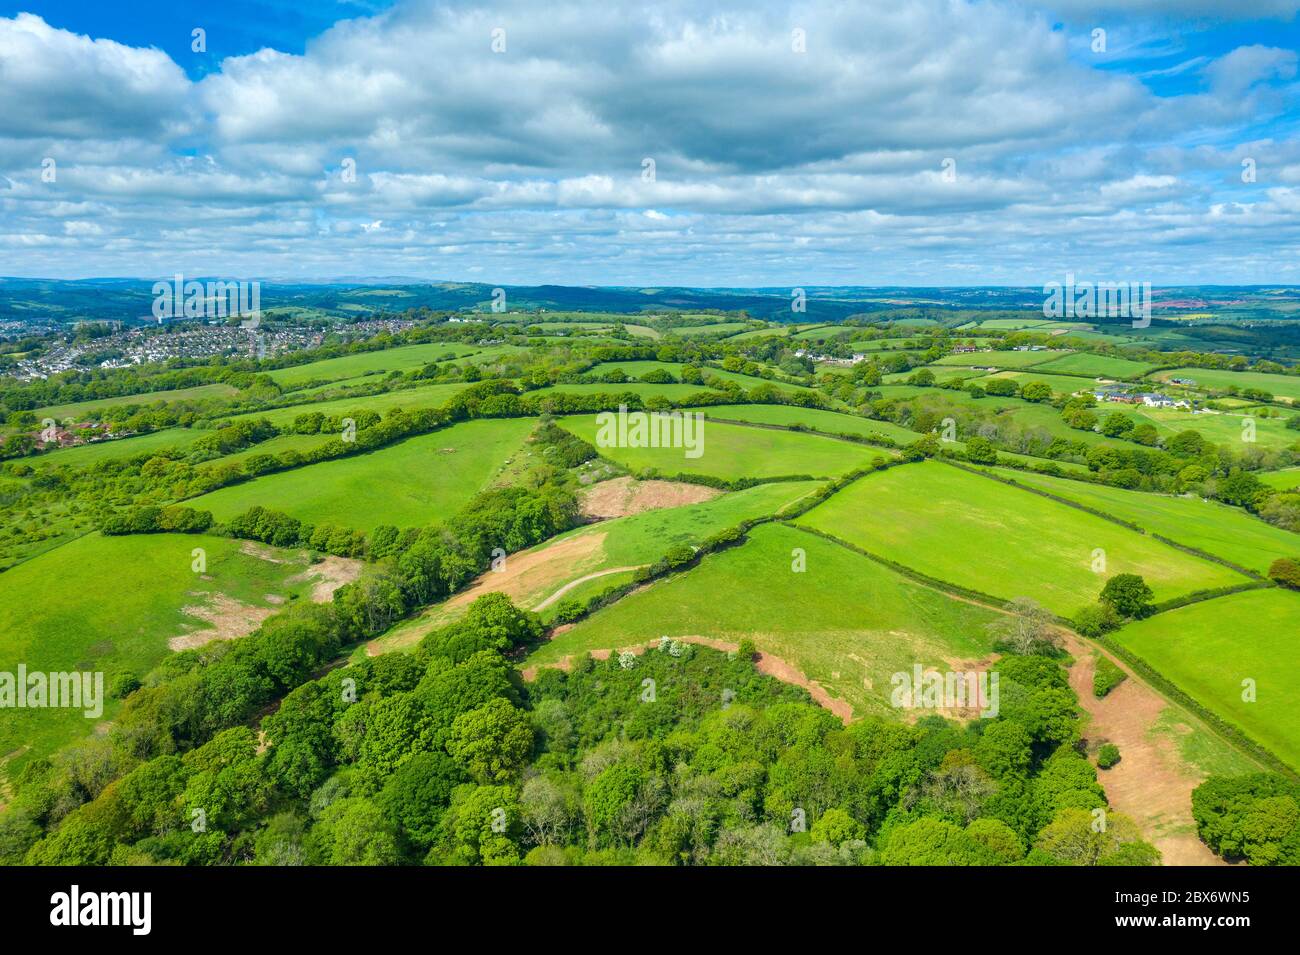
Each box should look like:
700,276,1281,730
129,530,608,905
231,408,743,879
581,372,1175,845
0,1,1299,283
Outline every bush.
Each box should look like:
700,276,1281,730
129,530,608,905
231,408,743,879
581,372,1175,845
1073,601,1122,638
1097,744,1121,769
1092,656,1126,698
1268,557,1300,590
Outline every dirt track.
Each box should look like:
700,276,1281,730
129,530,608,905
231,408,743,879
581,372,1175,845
1064,634,1226,867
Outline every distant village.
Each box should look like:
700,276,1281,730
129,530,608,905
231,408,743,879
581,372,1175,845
4,317,417,383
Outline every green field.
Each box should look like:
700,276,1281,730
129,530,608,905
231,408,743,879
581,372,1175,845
1030,353,1156,379
559,414,886,481
0,533,314,772
525,522,1002,718
32,383,240,422
885,365,991,384
985,371,1105,394
987,467,1300,575
933,349,1070,368
32,428,207,468
189,417,534,530
1125,406,1300,452
1153,367,1300,403
1257,467,1300,491
1114,588,1300,771
685,403,916,445
585,360,810,394
225,381,471,428
795,461,1245,616
669,322,754,338
268,343,485,388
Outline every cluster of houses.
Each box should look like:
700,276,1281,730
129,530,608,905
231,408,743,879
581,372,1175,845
793,348,870,366
1091,388,1190,409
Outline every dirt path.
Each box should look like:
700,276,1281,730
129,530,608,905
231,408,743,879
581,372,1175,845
534,566,643,610
1063,633,1225,866
519,634,854,723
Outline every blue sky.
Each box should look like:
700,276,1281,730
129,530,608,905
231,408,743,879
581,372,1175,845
2,0,1299,285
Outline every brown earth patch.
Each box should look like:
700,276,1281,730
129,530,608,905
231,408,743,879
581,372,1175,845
169,593,276,651
363,534,610,656
1063,632,1226,867
240,541,290,563
447,532,609,613
290,556,364,603
579,476,720,519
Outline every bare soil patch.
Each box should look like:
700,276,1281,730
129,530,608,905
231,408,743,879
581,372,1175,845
169,593,276,651
290,556,364,603
579,476,720,519
1064,633,1225,867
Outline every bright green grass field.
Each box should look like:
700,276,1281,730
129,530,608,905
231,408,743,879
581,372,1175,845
933,349,1070,368
268,343,483,388
885,365,992,384
1114,588,1300,771
559,414,885,481
526,523,1002,719
986,371,1103,394
684,403,1089,474
1257,467,1300,491
33,383,240,422
1153,367,1300,403
189,417,534,531
670,322,754,338
585,360,810,394
795,461,1244,616
987,467,1300,575
33,428,207,469
685,403,915,446
1125,406,1300,452
0,533,313,772
1030,353,1156,379
874,385,1149,450
541,382,721,402
226,382,471,428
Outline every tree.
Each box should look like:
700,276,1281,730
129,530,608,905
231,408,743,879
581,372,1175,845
809,807,866,846
447,698,534,784
964,435,998,465
1099,574,1154,618
1019,381,1052,403
1268,557,1300,590
1035,807,1158,866
316,798,401,865
986,597,1059,655
1097,744,1121,769
1100,412,1134,438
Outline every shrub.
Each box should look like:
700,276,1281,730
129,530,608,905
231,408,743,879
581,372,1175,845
1092,656,1126,698
1097,744,1121,769
1073,601,1122,638
1268,557,1300,590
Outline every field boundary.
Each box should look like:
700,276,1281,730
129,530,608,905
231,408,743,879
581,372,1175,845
781,521,1016,612
1097,630,1299,780
947,460,1265,581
